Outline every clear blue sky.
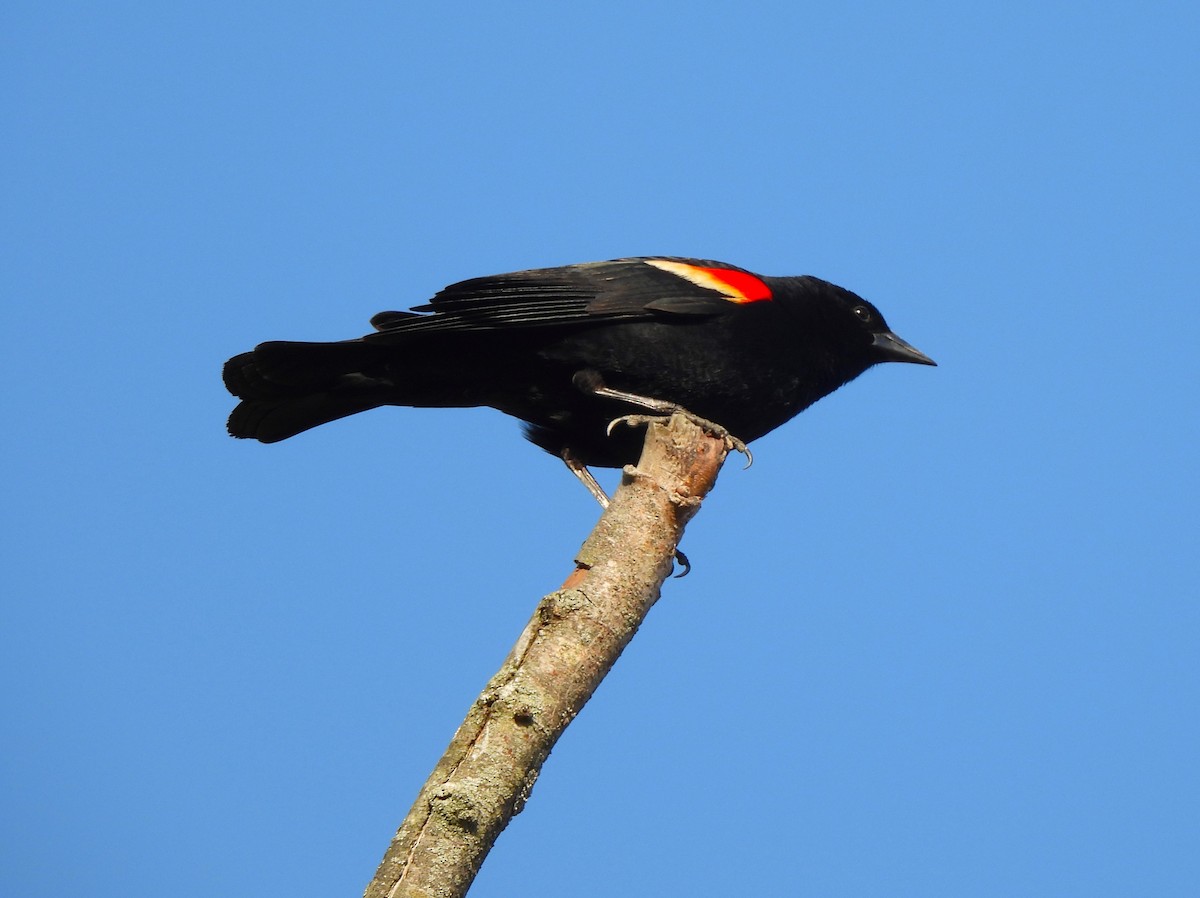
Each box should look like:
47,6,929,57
4,3,1197,896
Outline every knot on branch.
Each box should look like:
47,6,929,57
497,684,546,732
538,588,589,623
431,782,485,834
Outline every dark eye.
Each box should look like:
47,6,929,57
853,306,873,323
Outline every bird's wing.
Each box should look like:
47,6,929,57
363,258,775,341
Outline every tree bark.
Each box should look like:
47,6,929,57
364,413,733,898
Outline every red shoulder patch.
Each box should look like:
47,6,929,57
644,259,772,303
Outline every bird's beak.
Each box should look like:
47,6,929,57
872,331,936,366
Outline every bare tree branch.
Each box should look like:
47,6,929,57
364,413,734,898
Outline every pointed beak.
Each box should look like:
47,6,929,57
872,331,936,366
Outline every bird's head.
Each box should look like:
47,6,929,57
781,276,936,370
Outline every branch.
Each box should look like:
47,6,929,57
364,413,733,898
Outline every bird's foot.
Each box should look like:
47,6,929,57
607,412,753,469
572,370,752,469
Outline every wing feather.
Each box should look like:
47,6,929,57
364,258,772,343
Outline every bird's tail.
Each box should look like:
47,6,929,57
223,340,393,443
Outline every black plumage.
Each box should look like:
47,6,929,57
223,257,934,470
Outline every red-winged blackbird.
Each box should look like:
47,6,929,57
223,257,934,489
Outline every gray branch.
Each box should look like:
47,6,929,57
364,413,734,898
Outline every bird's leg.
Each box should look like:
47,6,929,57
561,447,610,509
571,370,753,469
559,447,691,578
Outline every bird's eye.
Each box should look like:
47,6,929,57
853,306,873,323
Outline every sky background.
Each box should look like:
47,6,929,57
3,2,1197,896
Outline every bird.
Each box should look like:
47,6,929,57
223,256,935,506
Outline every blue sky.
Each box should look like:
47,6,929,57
3,2,1197,896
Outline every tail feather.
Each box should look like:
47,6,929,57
223,341,378,395
223,340,391,443
227,391,389,443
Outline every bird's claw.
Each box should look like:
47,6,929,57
607,412,753,469
605,414,648,438
672,548,692,578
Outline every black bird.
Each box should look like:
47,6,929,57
223,257,934,502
